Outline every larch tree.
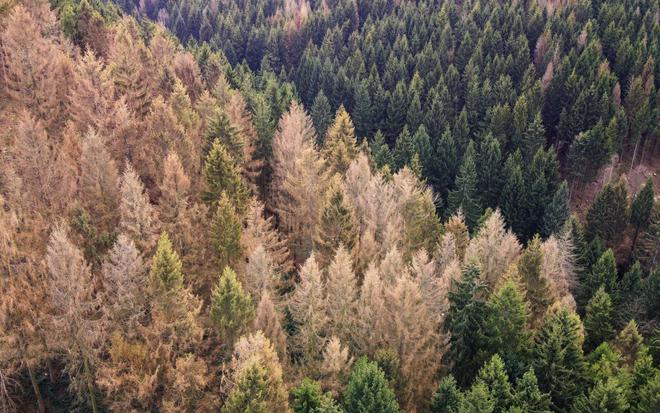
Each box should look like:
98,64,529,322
119,163,157,252
69,50,116,135
323,246,358,344
352,262,386,355
243,244,278,300
254,290,287,361
320,336,353,396
288,254,327,370
45,225,101,413
314,177,359,268
322,105,359,176
444,212,470,261
243,199,293,277
101,234,146,336
209,266,255,350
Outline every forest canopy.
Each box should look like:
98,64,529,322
0,0,658,412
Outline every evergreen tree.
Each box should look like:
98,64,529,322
370,130,394,170
572,378,629,413
460,382,495,413
352,81,374,138
501,151,527,237
583,287,615,352
484,280,531,374
532,309,587,413
512,369,551,413
586,180,628,245
210,266,254,347
630,177,654,253
428,126,458,199
582,249,618,308
518,236,552,326
447,140,481,230
475,354,513,412
429,375,463,413
394,126,414,170
221,361,271,413
210,192,243,275
204,110,241,161
476,133,503,209
542,181,570,238
312,90,332,146
442,263,488,387
342,357,401,413
202,138,249,212
291,378,339,413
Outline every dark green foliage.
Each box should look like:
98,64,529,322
442,263,488,387
630,178,655,251
342,358,400,413
586,180,628,245
583,287,615,352
474,355,513,412
370,130,394,170
460,382,495,413
542,181,570,238
476,133,503,209
512,369,551,413
312,90,332,146
291,378,340,413
204,110,241,161
202,139,250,212
210,266,254,346
430,375,463,413
447,140,482,230
501,151,526,236
532,309,587,413
582,249,618,308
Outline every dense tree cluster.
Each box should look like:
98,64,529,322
0,0,658,412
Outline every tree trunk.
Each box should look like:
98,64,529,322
630,138,639,172
25,358,46,413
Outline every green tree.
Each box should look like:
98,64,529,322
291,378,340,413
314,178,358,267
583,286,615,352
323,105,359,175
429,375,463,413
352,81,374,138
204,110,242,161
582,249,618,308
586,179,628,245
567,122,613,185
630,178,654,254
442,263,488,386
342,357,400,413
541,181,570,238
221,361,271,413
210,266,254,347
532,309,587,413
501,151,527,237
572,378,629,413
476,133,503,209
210,192,243,273
312,90,332,146
475,354,513,412
460,382,495,413
512,369,551,413
484,280,531,374
518,236,552,325
447,140,482,230
370,130,394,170
202,139,249,212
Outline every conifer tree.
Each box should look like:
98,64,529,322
394,126,415,170
586,180,628,245
370,130,394,170
322,105,359,175
518,235,553,326
630,177,654,254
352,81,374,138
292,378,340,413
315,178,359,267
204,109,241,160
342,357,401,413
484,280,531,373
323,246,357,343
460,382,495,413
430,375,463,413
202,139,249,212
477,133,503,209
501,151,527,237
254,291,287,360
584,286,615,352
542,181,570,238
474,354,513,413
582,249,618,307
210,266,254,348
443,263,488,387
119,163,157,252
572,378,629,413
512,369,551,413
428,126,457,199
311,91,332,146
447,140,481,230
221,361,272,413
532,309,587,412
210,192,243,275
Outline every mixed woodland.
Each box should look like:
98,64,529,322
0,0,659,411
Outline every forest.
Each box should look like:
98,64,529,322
0,0,658,411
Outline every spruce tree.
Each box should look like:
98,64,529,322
393,125,414,170
204,110,241,161
210,266,255,347
586,179,628,245
512,369,551,413
311,90,332,146
210,192,243,274
428,126,457,199
582,249,618,308
202,138,249,212
484,280,531,374
447,140,482,230
630,177,654,253
532,309,587,413
542,181,570,238
314,178,359,267
322,105,359,175
501,151,527,237
475,354,513,412
430,375,463,413
460,382,495,413
370,130,394,170
584,286,615,352
221,361,270,413
342,357,401,413
442,263,488,386
292,378,339,413
476,133,503,208
518,236,552,326
352,81,373,139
